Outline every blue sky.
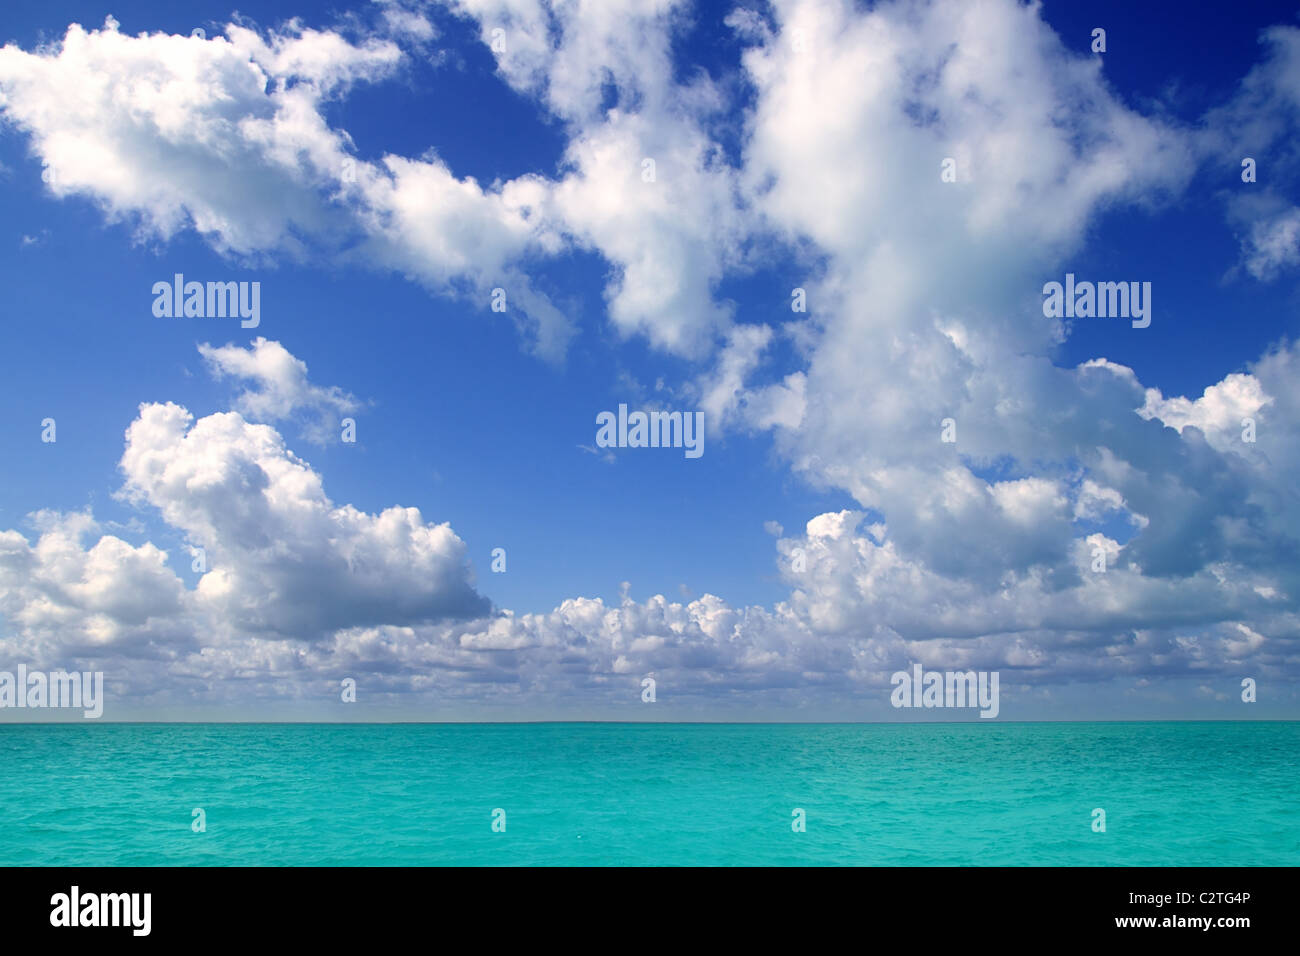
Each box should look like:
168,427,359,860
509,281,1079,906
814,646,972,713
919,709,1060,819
1,0,1298,720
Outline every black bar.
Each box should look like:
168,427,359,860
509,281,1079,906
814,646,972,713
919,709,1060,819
0,866,1283,943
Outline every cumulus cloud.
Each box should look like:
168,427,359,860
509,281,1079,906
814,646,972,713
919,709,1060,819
0,13,574,357
441,0,751,355
0,511,191,658
0,16,390,256
117,400,489,637
199,337,361,444
0,339,490,684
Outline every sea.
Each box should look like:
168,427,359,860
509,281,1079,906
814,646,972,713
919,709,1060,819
1,721,1295,866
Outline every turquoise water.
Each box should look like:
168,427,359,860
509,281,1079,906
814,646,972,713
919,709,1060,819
1,722,1295,866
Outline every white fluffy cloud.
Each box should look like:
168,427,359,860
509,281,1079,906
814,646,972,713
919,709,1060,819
199,337,361,443
443,0,750,355
0,14,575,357
0,17,394,255
0,511,190,658
1,340,489,676
117,398,489,638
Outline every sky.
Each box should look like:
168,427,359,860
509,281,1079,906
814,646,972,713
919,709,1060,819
0,0,1298,721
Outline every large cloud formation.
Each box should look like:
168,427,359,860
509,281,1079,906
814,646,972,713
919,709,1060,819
1,0,1298,716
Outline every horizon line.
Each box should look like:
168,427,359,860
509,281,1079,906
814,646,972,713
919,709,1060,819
0,718,1296,726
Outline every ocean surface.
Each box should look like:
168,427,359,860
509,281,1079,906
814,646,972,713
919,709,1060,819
1,721,1295,866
